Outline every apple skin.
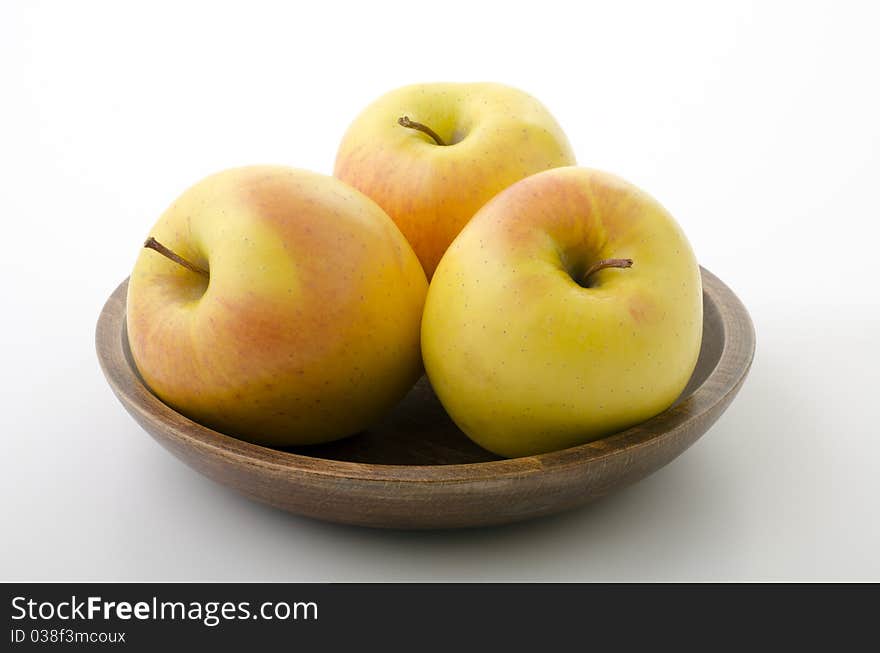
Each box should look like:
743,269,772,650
126,166,428,446
334,82,576,278
421,167,703,458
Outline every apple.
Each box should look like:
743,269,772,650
126,166,428,446
334,82,576,278
421,167,703,458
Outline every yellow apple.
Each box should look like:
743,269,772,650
422,167,703,458
126,166,427,446
334,82,576,278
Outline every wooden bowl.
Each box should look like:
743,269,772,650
96,267,754,529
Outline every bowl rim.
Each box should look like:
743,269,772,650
96,266,755,484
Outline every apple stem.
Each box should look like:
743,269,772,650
581,258,633,287
398,116,446,146
143,237,209,278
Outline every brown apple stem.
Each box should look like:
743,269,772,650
582,258,633,287
398,116,446,146
143,237,208,278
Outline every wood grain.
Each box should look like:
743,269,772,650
95,267,755,529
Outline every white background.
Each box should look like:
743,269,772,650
2,1,878,581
